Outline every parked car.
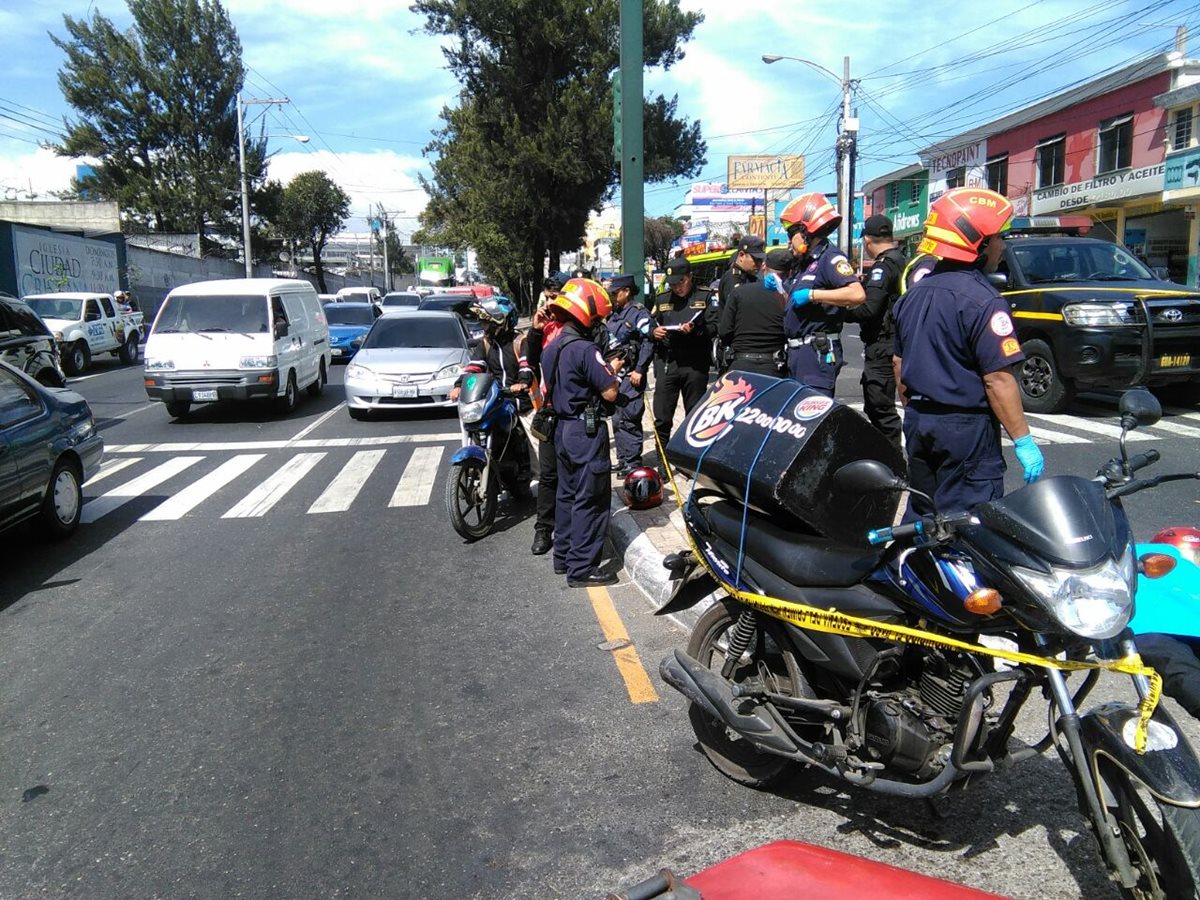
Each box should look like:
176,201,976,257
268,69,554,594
318,293,338,305
21,291,145,375
323,301,379,362
0,293,65,387
417,294,486,342
0,359,103,538
344,311,471,419
381,291,422,310
995,223,1200,412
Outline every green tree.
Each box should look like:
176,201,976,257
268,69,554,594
613,215,684,268
278,171,350,293
412,0,705,305
51,0,268,243
373,221,412,287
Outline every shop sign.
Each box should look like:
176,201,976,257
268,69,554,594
1031,163,1165,214
922,139,987,202
727,155,806,190
13,225,119,296
1164,146,1200,196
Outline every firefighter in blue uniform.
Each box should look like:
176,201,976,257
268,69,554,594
892,187,1045,517
541,278,622,587
775,193,865,397
604,273,654,476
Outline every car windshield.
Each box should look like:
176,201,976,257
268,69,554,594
324,305,375,326
361,317,465,350
1010,242,1155,284
24,297,83,320
418,295,473,314
153,294,268,334
382,293,421,307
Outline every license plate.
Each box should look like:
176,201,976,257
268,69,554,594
1159,354,1192,368
192,389,218,401
392,385,419,398
332,348,344,356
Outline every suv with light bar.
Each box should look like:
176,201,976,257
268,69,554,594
992,217,1200,412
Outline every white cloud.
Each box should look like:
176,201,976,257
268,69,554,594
0,145,87,199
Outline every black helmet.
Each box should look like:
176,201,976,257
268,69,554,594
622,467,663,510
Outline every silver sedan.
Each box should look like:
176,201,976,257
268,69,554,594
344,311,472,419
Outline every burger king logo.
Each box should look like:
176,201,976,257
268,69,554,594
794,395,834,420
685,373,756,448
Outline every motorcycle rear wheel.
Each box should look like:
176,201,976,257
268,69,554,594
686,597,809,788
1094,756,1200,899
446,458,497,541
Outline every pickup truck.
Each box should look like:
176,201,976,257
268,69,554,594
993,234,1200,412
21,291,145,376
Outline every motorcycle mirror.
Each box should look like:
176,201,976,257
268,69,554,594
1118,388,1161,429
832,459,906,494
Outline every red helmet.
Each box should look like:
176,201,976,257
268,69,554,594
550,277,612,328
1150,526,1200,566
918,187,1013,263
622,467,663,510
779,192,842,238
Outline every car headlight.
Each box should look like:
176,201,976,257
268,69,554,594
346,363,375,381
239,355,278,369
145,359,175,371
436,363,462,380
70,416,95,440
1013,549,1135,639
459,398,488,424
1062,302,1136,327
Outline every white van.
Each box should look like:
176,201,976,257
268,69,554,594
143,278,331,419
335,286,382,306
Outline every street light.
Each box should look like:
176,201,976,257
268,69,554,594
237,92,293,278
761,54,858,254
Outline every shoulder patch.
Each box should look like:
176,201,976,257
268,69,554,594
835,259,854,277
1001,337,1021,356
990,312,1014,337
870,268,884,282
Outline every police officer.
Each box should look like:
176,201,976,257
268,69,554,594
540,278,622,587
776,193,865,397
846,214,906,450
650,256,714,454
892,187,1044,518
714,236,765,372
719,247,791,378
605,273,654,476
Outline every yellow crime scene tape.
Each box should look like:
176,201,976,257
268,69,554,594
650,428,1163,753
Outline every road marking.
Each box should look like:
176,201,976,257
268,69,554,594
81,456,203,523
1026,425,1089,444
105,433,461,453
84,456,142,486
1025,413,1153,442
587,587,659,704
1149,418,1200,440
288,402,347,443
389,446,444,507
222,453,326,518
141,454,265,521
309,449,385,513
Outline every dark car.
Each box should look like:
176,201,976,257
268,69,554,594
0,359,104,538
323,301,380,362
0,293,65,388
418,294,486,342
995,233,1200,412
381,291,422,309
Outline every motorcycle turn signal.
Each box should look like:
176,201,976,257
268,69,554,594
964,588,1003,615
1139,553,1177,579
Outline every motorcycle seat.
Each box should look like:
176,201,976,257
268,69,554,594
704,499,882,587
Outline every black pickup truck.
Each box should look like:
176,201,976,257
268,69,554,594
993,235,1200,412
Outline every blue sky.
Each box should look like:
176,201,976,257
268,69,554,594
2,0,1198,240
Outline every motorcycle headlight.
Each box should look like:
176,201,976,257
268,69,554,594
436,363,462,380
459,398,488,424
1013,549,1135,639
239,355,278,369
144,358,175,371
346,363,375,382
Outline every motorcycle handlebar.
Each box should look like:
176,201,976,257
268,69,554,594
868,520,924,546
867,511,976,546
1108,470,1200,501
1127,449,1160,474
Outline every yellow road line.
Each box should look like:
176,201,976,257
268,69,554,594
588,587,659,704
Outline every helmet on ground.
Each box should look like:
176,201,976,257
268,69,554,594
779,192,841,239
918,187,1013,263
1150,526,1200,566
550,277,612,328
622,467,663,510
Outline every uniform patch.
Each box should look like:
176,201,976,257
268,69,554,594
835,259,855,277
594,350,606,366
1002,337,1021,356
870,268,884,282
990,312,1014,336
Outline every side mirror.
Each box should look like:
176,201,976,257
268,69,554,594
832,459,906,494
986,272,1008,288
1119,388,1161,429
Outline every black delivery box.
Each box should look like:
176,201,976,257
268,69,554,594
665,370,905,547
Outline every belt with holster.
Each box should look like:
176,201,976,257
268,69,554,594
786,334,840,349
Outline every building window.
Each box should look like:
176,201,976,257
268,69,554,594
910,178,921,204
1036,134,1065,188
1098,113,1133,173
986,155,1009,196
1174,107,1194,150
888,183,900,208
945,166,966,189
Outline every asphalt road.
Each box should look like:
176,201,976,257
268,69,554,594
1,343,1199,899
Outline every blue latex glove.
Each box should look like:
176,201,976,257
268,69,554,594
1013,434,1044,484
790,288,811,307
763,273,783,293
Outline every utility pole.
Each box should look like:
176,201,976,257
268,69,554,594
237,93,291,278
619,0,644,293
836,56,859,256
375,203,391,293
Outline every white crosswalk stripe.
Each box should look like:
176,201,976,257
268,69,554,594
1025,413,1154,442
222,452,327,519
141,454,266,521
389,446,444,507
309,449,386,514
83,456,143,487
81,456,204,523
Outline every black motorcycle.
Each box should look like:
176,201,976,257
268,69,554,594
659,388,1200,898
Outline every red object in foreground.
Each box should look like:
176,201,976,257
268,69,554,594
684,841,1008,899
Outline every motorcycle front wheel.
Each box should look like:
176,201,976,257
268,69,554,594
686,597,808,788
1094,756,1200,899
445,458,497,541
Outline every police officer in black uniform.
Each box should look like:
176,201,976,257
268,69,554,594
650,256,713,454
604,274,654,476
713,236,765,372
718,247,791,378
846,214,906,451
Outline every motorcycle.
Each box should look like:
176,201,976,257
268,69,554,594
445,371,531,540
658,387,1200,898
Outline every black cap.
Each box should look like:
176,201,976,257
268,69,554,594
764,248,793,272
664,256,691,286
609,274,639,296
544,271,569,289
863,214,894,238
737,235,766,261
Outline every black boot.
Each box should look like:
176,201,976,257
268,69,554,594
530,530,553,555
